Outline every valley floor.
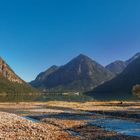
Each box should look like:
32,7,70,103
0,101,139,140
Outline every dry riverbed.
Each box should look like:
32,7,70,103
0,101,139,140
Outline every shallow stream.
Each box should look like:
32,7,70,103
24,112,140,137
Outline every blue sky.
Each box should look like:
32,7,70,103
0,0,140,82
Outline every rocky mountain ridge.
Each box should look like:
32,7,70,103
0,57,23,84
106,52,140,75
30,54,115,92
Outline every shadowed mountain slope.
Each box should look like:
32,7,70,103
88,55,140,100
30,54,115,92
0,57,38,94
106,53,140,75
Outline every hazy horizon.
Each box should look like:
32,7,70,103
0,0,140,82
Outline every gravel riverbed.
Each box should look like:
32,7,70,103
0,112,80,140
0,102,139,140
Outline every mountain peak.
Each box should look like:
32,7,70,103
106,52,140,75
134,52,140,57
90,54,140,100
106,60,127,75
31,54,114,92
132,52,140,60
78,53,87,57
73,54,94,63
30,65,59,84
126,52,140,65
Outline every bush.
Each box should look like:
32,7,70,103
132,84,140,98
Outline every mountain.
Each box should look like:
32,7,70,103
0,57,38,94
106,52,140,75
30,54,115,92
88,55,140,100
30,65,59,87
0,57,23,84
126,52,140,65
105,60,127,75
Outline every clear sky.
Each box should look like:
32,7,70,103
0,0,140,82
